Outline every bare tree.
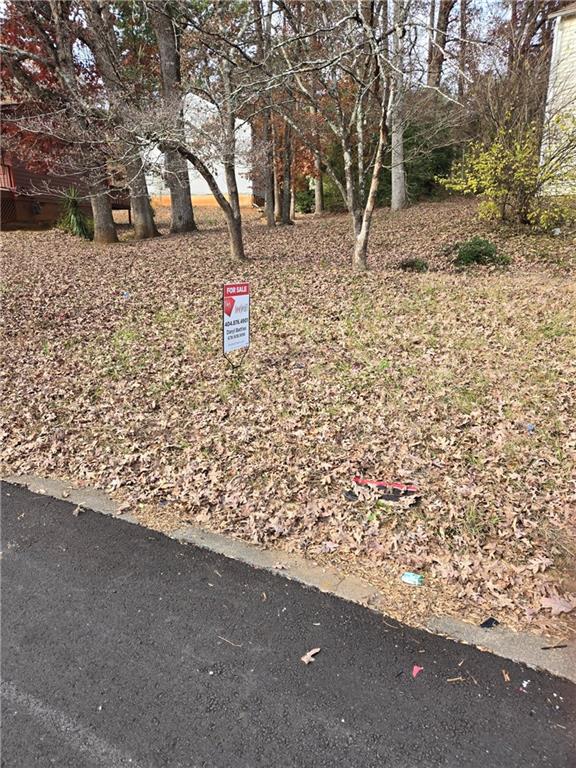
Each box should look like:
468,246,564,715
270,0,394,269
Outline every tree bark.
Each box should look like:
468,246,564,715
427,0,456,89
427,0,436,75
225,208,245,260
391,0,408,211
126,154,160,239
253,0,275,227
223,160,246,260
390,107,407,211
150,0,196,233
281,121,293,224
314,149,324,214
354,115,388,271
89,179,118,244
458,0,467,100
176,143,246,260
164,149,197,233
263,109,276,227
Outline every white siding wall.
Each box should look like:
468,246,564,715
543,13,576,194
145,95,252,199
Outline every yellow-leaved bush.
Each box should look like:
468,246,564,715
439,118,576,230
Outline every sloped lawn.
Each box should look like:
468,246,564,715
2,198,575,635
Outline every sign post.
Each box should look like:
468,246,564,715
222,282,250,367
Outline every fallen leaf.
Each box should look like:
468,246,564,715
502,669,510,682
540,594,575,616
301,647,321,665
412,664,424,679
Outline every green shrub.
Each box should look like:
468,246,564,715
454,237,510,267
439,121,576,229
295,188,315,214
57,187,93,240
399,257,429,272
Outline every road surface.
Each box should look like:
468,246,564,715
2,481,575,767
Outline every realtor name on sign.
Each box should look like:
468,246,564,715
223,282,250,355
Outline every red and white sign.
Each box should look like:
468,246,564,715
223,282,250,354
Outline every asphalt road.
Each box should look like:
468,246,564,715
2,481,575,768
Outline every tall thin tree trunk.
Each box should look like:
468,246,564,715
221,60,246,260
253,0,275,228
342,143,362,237
391,0,408,211
281,121,293,224
89,179,118,244
458,0,467,100
314,149,324,215
290,176,296,220
223,147,246,260
390,106,407,211
272,123,281,221
353,118,388,271
263,109,276,227
427,0,436,75
357,97,365,204
165,149,196,233
150,1,196,233
176,143,246,261
126,155,160,239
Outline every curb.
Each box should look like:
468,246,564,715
3,473,575,684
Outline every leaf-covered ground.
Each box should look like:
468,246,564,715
2,198,575,636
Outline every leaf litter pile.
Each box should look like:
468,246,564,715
2,199,575,636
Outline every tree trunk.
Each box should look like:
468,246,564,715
357,97,365,205
225,209,245,260
427,0,436,75
427,0,456,89
391,0,408,211
458,0,467,100
353,114,388,271
390,101,407,211
290,176,296,220
224,155,245,259
89,181,118,244
281,121,293,224
314,148,324,214
150,1,196,233
126,155,160,239
252,0,275,228
263,108,276,227
272,123,281,221
165,149,197,233
342,144,361,235
176,143,246,261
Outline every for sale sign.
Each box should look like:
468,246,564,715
223,282,250,355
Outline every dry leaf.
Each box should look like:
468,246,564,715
301,647,321,665
502,669,510,682
540,594,575,616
